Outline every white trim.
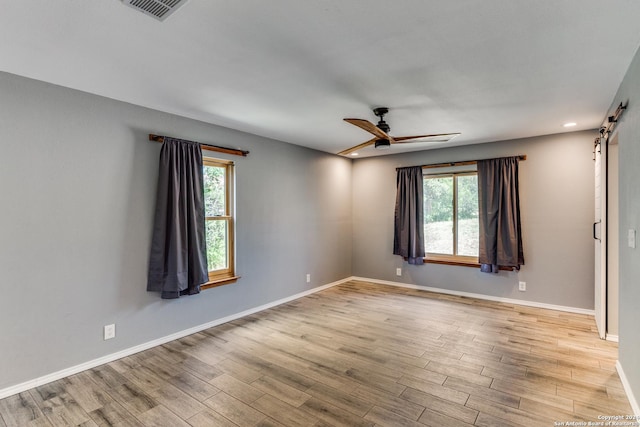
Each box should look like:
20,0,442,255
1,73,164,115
350,276,595,316
0,278,349,400
606,334,619,343
616,360,640,416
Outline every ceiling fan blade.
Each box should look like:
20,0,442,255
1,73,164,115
392,133,461,143
344,118,391,141
338,138,377,156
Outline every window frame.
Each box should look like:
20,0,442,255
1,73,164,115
202,157,238,289
423,169,479,266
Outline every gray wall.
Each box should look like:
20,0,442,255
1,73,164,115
352,131,596,309
0,71,352,390
607,44,640,410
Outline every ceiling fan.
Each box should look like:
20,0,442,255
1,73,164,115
339,107,460,156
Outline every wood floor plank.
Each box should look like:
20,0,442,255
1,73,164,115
88,401,143,427
260,349,359,392
179,356,225,383
186,409,237,427
474,412,523,427
30,391,93,427
251,375,311,408
146,383,206,419
350,385,425,421
417,407,475,427
300,397,374,427
256,416,289,427
571,366,627,389
252,361,317,393
168,371,220,402
136,405,191,427
210,373,265,404
203,392,266,426
459,353,527,376
382,359,447,385
143,355,185,380
65,372,114,413
518,398,591,424
443,377,520,409
187,409,238,427
215,358,264,384
465,395,553,427
424,361,492,387
607,386,630,401
484,368,557,394
106,383,158,417
251,394,319,426
344,367,406,396
0,392,50,427
400,387,478,424
372,348,428,368
86,365,129,390
126,367,168,392
363,405,424,427
573,399,633,420
490,378,573,412
398,376,469,405
306,382,373,417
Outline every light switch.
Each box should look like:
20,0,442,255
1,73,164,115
629,229,636,249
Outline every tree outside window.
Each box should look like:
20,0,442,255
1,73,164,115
424,172,478,261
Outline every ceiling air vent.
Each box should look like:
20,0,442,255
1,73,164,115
122,0,190,22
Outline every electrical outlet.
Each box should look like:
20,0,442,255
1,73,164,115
518,281,526,291
629,229,636,249
306,274,311,283
104,324,116,340
396,268,402,276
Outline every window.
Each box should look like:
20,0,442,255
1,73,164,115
423,170,479,264
203,158,236,286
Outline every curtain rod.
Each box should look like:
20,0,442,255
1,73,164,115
397,154,526,170
149,134,249,157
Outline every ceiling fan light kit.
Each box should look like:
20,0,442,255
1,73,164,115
339,107,460,156
375,138,391,149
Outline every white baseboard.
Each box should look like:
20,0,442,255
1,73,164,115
606,334,619,343
0,278,350,400
350,276,595,316
617,360,640,417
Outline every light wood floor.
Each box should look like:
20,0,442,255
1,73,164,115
0,280,632,426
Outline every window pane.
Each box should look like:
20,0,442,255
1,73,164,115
206,219,228,271
203,165,225,217
424,176,454,255
457,175,479,257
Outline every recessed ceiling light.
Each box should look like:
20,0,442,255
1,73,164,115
351,152,359,156
563,122,577,128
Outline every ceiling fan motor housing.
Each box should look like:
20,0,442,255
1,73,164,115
377,120,390,133
373,107,390,133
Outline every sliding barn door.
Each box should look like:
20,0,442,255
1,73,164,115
594,140,607,339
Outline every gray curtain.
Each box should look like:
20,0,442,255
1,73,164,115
147,137,208,299
393,166,425,265
477,156,524,272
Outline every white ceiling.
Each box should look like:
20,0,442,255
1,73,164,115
2,1,640,157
